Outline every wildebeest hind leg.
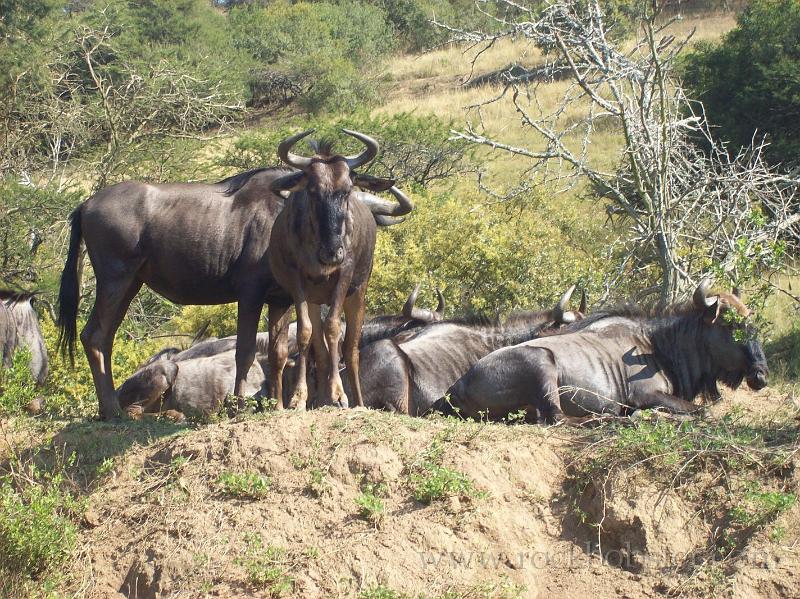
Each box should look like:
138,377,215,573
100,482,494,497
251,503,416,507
267,303,292,409
81,276,143,420
231,297,263,413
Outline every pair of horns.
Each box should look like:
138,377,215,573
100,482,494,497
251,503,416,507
278,129,378,170
402,283,445,322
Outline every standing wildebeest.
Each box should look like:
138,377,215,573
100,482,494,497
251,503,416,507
346,286,584,415
442,280,769,424
0,290,48,384
57,163,410,419
267,130,412,410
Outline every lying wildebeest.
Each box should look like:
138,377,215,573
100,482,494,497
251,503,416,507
57,160,410,419
118,350,266,417
440,280,768,424
359,283,444,348
0,290,48,384
344,286,584,415
267,130,412,410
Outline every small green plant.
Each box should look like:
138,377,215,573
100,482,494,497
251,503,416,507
409,464,483,505
307,466,329,498
236,534,315,597
355,483,387,527
359,585,408,599
729,485,795,529
217,471,271,500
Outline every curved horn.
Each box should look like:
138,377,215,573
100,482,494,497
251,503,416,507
693,278,717,308
277,129,315,169
355,186,414,218
552,285,576,324
342,129,379,169
373,215,405,227
434,288,445,320
402,283,421,318
579,289,587,315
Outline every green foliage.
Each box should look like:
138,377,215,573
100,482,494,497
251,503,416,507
217,471,272,499
766,326,800,383
682,0,800,165
237,535,295,596
408,428,484,504
0,349,38,417
229,1,393,113
0,466,80,591
355,482,387,526
171,303,239,339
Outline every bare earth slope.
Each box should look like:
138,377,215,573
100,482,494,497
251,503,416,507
55,387,799,599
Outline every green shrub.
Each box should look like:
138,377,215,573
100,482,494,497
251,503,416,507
0,468,80,589
682,0,800,165
0,349,37,417
355,483,387,526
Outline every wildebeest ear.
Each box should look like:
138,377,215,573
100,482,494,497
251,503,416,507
353,173,395,192
270,171,307,193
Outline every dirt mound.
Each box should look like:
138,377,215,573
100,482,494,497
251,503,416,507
61,389,799,599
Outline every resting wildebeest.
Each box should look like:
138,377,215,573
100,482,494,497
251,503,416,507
267,130,412,410
118,350,266,417
440,280,769,424
57,164,409,419
345,286,584,415
359,283,444,348
0,290,48,384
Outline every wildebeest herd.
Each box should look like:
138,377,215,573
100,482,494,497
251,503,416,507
1,130,771,425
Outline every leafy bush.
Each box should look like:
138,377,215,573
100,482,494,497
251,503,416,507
0,349,38,417
682,0,800,165
0,468,80,590
229,1,394,113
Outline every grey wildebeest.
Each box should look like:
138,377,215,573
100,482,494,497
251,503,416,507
118,350,267,418
0,290,48,384
358,283,444,348
441,280,769,424
56,160,410,419
345,286,585,416
267,130,412,410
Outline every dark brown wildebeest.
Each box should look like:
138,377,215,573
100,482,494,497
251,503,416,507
344,286,584,415
0,290,48,384
440,280,769,424
267,130,412,411
56,163,410,419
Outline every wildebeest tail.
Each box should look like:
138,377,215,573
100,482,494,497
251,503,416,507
57,208,83,365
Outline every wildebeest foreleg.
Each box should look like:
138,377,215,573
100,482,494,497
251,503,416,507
81,276,143,420
342,285,367,408
631,392,701,415
308,303,329,408
268,303,292,409
288,297,312,410
322,288,350,408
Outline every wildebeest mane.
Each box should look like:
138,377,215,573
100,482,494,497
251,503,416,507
217,167,288,196
308,138,337,157
0,288,38,303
